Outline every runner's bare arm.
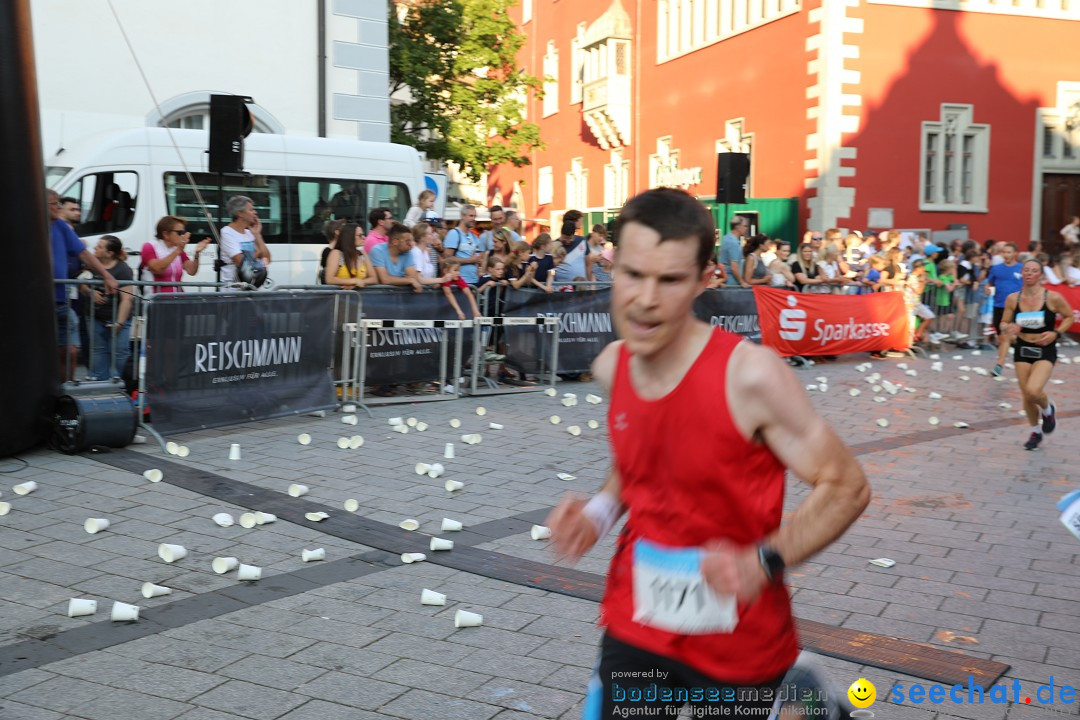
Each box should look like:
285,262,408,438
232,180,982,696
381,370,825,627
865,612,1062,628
1050,291,1075,336
1001,293,1019,335
703,342,870,601
547,340,626,560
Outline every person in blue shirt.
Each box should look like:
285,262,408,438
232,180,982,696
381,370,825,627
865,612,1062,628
986,242,1024,376
370,224,423,292
48,189,117,383
553,220,595,284
443,205,481,284
718,217,748,288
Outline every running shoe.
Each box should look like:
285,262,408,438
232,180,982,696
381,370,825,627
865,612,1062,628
951,332,970,341
1024,432,1043,451
1043,402,1057,434
992,364,1003,377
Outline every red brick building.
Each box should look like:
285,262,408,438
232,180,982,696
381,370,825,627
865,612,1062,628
488,0,1080,249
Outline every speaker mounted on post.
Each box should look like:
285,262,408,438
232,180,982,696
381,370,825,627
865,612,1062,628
208,94,254,175
716,152,750,205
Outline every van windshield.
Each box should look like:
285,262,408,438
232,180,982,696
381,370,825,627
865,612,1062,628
45,166,72,189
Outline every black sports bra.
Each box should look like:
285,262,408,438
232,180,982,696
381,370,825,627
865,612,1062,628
1014,291,1056,335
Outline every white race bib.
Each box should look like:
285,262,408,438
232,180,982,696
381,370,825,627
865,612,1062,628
1015,311,1044,330
1059,492,1080,542
632,539,738,634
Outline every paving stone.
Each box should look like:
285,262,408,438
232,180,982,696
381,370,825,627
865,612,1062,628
379,688,501,720
453,648,562,684
108,663,227,701
0,700,66,720
104,637,250,672
190,679,308,720
284,642,399,676
218,655,329,690
68,687,191,720
7,675,112,714
372,658,492,696
295,671,408,710
276,700,384,720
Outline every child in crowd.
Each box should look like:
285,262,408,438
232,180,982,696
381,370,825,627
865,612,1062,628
858,255,885,294
477,260,509,294
903,259,936,345
529,234,556,287
440,256,481,321
934,259,959,337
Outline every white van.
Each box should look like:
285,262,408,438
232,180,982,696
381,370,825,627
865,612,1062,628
46,127,426,286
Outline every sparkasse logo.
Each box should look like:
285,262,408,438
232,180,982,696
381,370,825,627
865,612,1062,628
779,295,807,341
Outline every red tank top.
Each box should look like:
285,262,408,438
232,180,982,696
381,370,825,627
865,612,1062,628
601,329,799,682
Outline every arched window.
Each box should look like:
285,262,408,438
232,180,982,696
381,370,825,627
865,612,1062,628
147,92,286,134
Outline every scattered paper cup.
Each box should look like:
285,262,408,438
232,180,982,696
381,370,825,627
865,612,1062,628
530,525,552,540
550,415,561,424
874,397,886,404
288,484,310,498
848,389,861,397
302,548,326,562
869,558,897,568
13,481,37,496
959,375,970,382
348,435,364,449
406,417,418,427
67,598,97,617
461,433,481,445
906,369,918,377
255,512,277,525
212,556,239,574
587,420,599,430
239,512,259,529
567,426,581,436
876,419,889,428
415,463,431,476
166,441,179,455
586,394,602,404
454,609,483,628
400,518,420,531
476,407,487,416
401,552,426,563
928,391,942,400
143,469,163,483
336,437,350,449
84,518,110,534
392,425,409,434
445,479,464,492
228,444,241,460
111,601,140,622
427,463,445,479
441,518,463,532
954,421,970,428
341,415,358,426
421,589,447,606
561,397,577,407
212,513,234,528
177,446,190,458
544,388,557,397
297,433,312,445
342,404,356,413
489,422,504,430
444,443,455,459
449,418,461,428
430,537,454,551
389,417,405,426
416,422,428,432
998,402,1012,409
236,564,262,581
305,512,329,522
158,543,187,563
344,498,360,512
0,502,10,516
557,472,576,481
141,582,171,599
928,417,940,425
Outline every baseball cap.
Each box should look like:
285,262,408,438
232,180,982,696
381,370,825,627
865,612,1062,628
923,243,944,254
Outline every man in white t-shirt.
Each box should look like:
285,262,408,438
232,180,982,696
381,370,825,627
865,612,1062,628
1061,216,1080,248
219,195,271,284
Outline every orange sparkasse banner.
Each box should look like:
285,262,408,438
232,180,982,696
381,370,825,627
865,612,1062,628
1052,285,1080,334
753,288,911,357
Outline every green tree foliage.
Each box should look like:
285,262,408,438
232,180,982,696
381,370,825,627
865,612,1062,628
389,0,543,181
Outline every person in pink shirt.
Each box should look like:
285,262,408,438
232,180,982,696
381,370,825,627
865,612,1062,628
141,216,209,293
363,207,394,256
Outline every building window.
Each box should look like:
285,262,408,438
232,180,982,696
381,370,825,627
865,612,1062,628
566,158,588,209
716,118,754,197
543,41,559,117
538,166,554,205
570,24,586,105
604,149,630,207
920,104,989,212
658,0,800,62
523,0,532,23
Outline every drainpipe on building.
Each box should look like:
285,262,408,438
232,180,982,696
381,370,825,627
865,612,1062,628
317,0,327,137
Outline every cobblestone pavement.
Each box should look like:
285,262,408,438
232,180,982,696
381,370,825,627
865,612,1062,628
1,346,1078,720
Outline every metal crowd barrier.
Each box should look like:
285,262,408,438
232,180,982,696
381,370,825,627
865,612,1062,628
469,314,560,396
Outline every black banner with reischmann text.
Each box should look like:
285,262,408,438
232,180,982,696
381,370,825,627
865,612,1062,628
360,289,469,385
145,292,336,435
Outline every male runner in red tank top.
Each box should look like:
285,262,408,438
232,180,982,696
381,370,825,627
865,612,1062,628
548,188,871,719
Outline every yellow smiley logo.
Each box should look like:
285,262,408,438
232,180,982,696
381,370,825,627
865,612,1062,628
848,678,877,708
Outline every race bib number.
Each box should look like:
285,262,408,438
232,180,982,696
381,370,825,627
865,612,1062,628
632,539,738,634
1015,311,1043,330
1060,495,1080,542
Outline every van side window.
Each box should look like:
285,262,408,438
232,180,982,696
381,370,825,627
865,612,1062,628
164,172,285,244
66,171,138,237
289,179,409,243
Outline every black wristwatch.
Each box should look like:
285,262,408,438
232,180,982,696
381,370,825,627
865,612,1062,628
758,545,786,582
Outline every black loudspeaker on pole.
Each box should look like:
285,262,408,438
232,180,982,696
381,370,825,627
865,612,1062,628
0,0,61,456
716,152,750,205
208,94,254,175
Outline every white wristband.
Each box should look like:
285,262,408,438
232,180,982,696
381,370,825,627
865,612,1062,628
582,491,622,539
